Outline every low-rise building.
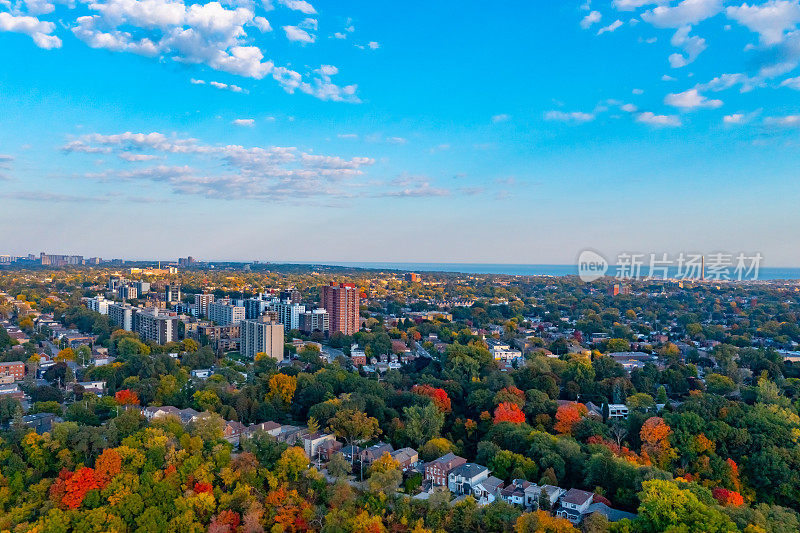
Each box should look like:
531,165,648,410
425,453,466,487
448,463,490,495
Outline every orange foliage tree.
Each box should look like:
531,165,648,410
554,403,587,435
412,384,452,413
114,389,140,406
494,402,526,424
640,417,676,468
95,448,122,485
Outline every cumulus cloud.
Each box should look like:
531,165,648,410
544,110,595,123
641,0,724,28
0,0,358,102
367,41,379,49
636,111,682,126
669,25,707,67
0,12,61,48
726,1,800,45
664,88,723,109
581,10,601,29
232,118,255,126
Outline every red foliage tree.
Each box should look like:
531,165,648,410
115,389,140,406
62,467,101,509
412,384,452,413
194,481,213,494
493,402,526,424
713,488,744,507
209,509,241,533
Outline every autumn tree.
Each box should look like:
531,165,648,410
327,409,380,464
494,402,526,424
554,403,587,434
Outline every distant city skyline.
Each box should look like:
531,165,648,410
1,1,799,264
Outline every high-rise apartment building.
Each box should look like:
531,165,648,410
108,302,136,331
165,284,181,303
277,301,306,331
299,308,329,334
321,282,360,336
134,308,178,345
86,295,110,315
194,293,215,318
208,300,246,326
240,316,284,360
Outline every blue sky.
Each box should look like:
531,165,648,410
0,0,799,265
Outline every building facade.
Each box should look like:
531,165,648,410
321,282,360,336
240,317,284,360
208,300,246,326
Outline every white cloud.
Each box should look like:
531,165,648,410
622,103,638,112
662,74,677,81
1,0,358,102
780,75,800,89
0,12,62,49
283,24,315,43
118,153,161,161
337,133,358,139
668,25,707,67
64,131,379,201
191,78,246,92
636,111,682,126
696,72,764,92
726,1,800,45
253,16,271,32
278,0,316,14
581,10,601,29
367,41,379,49
544,110,595,122
491,113,511,123
723,110,761,124
597,20,623,35
232,118,255,126
764,114,800,126
641,0,724,28
333,31,346,39
386,136,406,144
664,88,723,109
632,88,644,94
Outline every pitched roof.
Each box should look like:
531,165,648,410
561,488,594,506
450,462,488,479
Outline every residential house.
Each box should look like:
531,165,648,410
303,432,336,460
556,489,595,524
473,476,504,505
425,453,466,487
360,442,394,465
525,484,566,510
605,404,629,420
447,463,489,495
390,447,419,472
500,479,531,507
223,420,247,445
